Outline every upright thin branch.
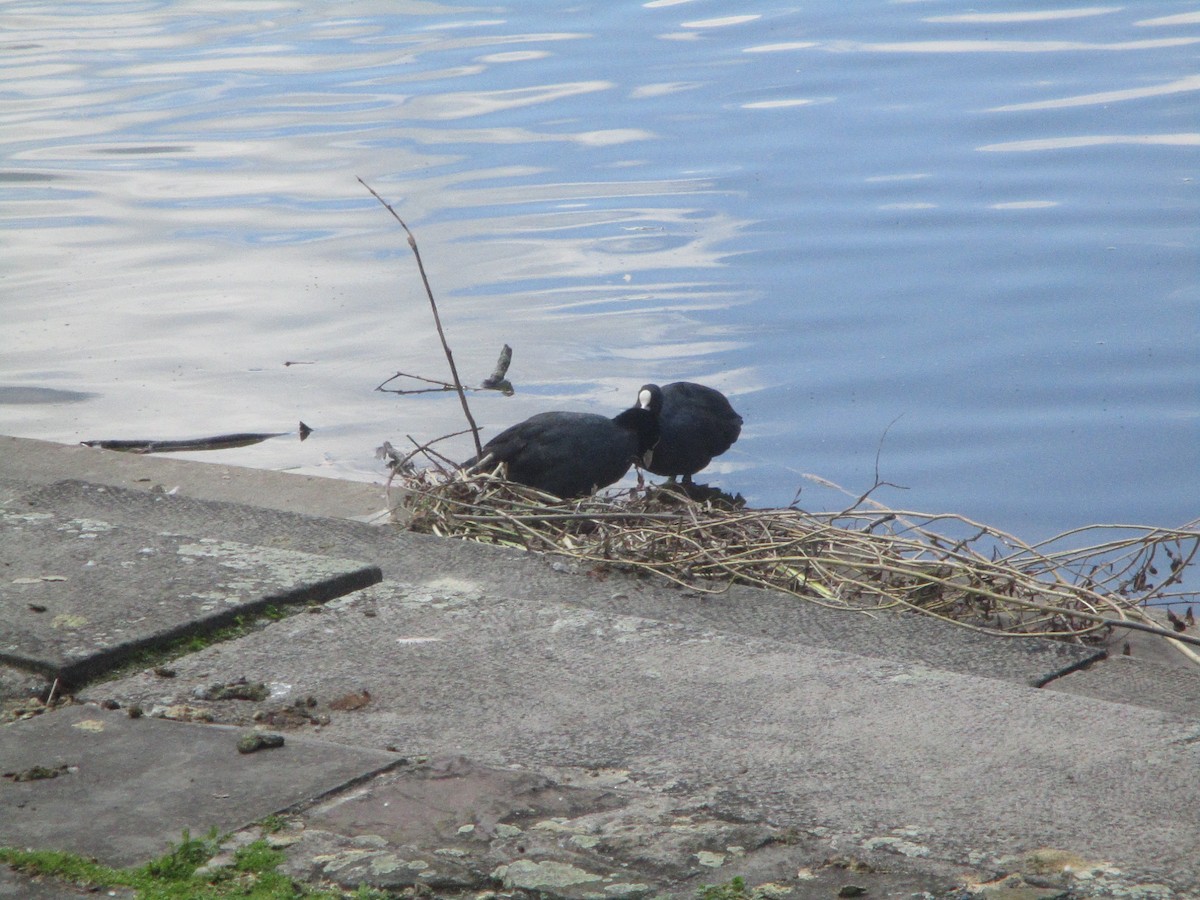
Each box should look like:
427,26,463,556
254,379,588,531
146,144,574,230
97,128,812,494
358,177,483,457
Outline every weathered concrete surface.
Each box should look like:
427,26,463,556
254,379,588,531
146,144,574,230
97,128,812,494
12,479,1108,694
3,435,1200,899
0,865,134,899
274,755,979,899
0,435,389,522
0,495,381,689
84,576,1200,896
0,704,400,868
1044,650,1200,709
27,471,1198,719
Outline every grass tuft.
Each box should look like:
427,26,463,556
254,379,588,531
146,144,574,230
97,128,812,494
0,828,365,898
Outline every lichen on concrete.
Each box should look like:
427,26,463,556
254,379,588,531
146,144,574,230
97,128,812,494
497,858,603,890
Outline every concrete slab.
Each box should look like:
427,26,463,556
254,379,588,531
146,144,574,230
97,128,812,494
12,478,1106,695
0,434,390,522
0,498,381,689
85,580,1200,894
0,866,134,899
589,580,1106,689
276,754,973,899
4,436,1200,896
0,704,401,868
1044,652,1200,710
41,476,1200,727
0,478,27,507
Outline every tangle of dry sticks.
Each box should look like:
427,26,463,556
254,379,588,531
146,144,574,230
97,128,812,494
390,459,1200,661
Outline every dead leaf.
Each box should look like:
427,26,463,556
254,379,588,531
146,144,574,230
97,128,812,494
329,689,371,711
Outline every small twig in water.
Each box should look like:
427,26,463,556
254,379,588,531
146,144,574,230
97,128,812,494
82,432,289,454
377,346,516,395
873,414,907,490
377,371,462,395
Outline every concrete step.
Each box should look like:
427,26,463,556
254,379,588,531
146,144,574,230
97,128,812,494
9,474,1200,722
3,437,1200,896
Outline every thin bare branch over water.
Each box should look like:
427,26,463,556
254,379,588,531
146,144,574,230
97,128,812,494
359,177,483,457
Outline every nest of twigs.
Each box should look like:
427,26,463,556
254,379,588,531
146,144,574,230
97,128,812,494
390,462,1200,654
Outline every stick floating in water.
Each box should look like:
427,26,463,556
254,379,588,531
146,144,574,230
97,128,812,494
82,428,303,454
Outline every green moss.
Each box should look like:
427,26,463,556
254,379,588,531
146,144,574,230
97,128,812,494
140,827,220,881
233,841,284,873
697,876,777,900
0,846,127,889
95,605,306,687
0,828,364,899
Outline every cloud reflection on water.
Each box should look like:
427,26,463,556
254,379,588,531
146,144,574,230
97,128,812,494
826,37,1200,53
0,0,1196,538
924,8,1120,25
990,75,1200,112
978,133,1200,152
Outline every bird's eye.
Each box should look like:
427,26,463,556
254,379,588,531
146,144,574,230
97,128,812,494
639,388,652,408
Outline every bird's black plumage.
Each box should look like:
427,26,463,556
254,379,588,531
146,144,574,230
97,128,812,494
644,381,742,483
465,384,663,499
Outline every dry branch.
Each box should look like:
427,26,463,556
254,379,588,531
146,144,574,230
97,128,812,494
376,345,516,396
359,177,483,457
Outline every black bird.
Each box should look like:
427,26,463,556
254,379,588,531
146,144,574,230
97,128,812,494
644,381,742,484
464,384,663,499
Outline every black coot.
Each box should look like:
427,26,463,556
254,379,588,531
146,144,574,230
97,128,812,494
644,381,742,484
464,384,663,499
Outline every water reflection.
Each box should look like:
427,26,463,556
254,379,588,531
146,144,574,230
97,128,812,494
680,15,762,29
1137,12,1200,26
742,99,817,110
0,0,1196,551
992,74,1200,111
402,125,654,146
0,387,96,405
399,81,614,120
978,134,1200,152
925,9,1122,25
820,37,1200,53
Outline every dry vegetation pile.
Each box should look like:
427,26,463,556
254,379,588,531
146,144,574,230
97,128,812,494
392,463,1200,656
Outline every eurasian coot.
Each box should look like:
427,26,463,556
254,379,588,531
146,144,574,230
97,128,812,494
644,381,742,484
464,384,663,499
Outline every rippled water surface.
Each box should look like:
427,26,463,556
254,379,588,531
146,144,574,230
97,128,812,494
2,1,1197,544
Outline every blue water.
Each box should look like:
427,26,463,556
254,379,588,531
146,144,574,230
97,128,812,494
1,2,1197,553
